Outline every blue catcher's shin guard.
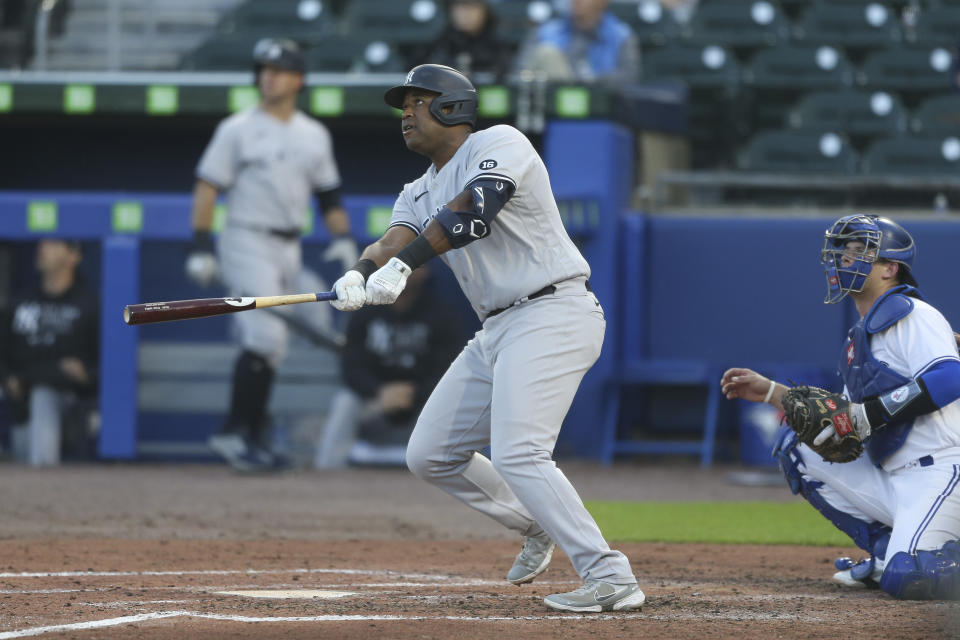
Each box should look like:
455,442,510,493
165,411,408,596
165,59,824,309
773,425,891,555
880,541,960,600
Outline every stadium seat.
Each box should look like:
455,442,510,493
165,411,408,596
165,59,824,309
180,35,263,71
341,0,445,46
909,4,960,46
495,0,555,46
607,0,680,47
681,0,791,49
642,43,743,167
305,35,406,73
787,90,908,139
641,43,740,89
216,0,334,39
743,45,855,130
910,94,960,135
744,45,855,89
861,135,960,176
737,130,859,174
858,47,955,95
793,2,902,52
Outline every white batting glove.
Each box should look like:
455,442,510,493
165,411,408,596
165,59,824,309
331,270,367,311
185,252,218,287
322,236,360,273
365,257,412,305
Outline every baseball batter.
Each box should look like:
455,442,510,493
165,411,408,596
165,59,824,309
330,64,643,612
722,215,960,599
187,38,357,472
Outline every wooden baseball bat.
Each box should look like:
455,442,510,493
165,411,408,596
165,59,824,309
123,291,338,326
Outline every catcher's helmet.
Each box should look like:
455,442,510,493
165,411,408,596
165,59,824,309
384,64,478,128
821,214,917,304
252,38,306,76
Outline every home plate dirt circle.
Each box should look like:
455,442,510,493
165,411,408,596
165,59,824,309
214,590,358,599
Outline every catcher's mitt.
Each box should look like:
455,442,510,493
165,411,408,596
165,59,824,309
781,385,864,463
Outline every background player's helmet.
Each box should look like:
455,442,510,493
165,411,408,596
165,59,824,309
252,38,306,80
384,64,478,129
821,214,917,304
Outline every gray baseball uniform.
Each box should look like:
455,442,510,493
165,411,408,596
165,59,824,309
196,106,340,363
398,125,636,585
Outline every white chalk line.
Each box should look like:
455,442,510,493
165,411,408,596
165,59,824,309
0,607,834,639
0,610,644,639
0,568,444,580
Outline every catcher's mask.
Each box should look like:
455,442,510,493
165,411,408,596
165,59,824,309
821,214,917,304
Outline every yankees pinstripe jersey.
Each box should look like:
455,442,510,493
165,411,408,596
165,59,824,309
387,124,589,319
196,107,341,231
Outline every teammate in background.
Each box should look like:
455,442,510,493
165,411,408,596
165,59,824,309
722,215,960,599
330,64,644,612
0,239,99,466
314,266,464,468
513,0,639,85
186,38,358,472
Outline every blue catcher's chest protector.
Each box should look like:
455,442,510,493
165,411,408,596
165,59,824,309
537,14,631,77
839,285,924,465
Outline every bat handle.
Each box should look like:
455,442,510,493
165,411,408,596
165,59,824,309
316,291,338,302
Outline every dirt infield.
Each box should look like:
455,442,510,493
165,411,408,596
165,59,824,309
1,463,958,639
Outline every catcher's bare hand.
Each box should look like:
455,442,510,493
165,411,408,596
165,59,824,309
721,368,776,403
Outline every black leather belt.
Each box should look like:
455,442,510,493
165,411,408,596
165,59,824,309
268,228,302,240
487,279,592,319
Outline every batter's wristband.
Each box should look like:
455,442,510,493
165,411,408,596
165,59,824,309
350,258,377,280
395,234,437,271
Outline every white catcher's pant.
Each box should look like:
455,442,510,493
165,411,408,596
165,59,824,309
406,278,636,585
798,443,960,559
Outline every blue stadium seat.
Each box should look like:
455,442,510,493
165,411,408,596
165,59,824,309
787,90,908,139
737,130,860,174
910,94,960,135
862,135,960,175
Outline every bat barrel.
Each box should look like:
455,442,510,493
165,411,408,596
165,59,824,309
123,297,256,325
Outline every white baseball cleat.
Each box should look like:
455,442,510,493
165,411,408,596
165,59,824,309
507,531,555,585
544,580,645,613
832,556,884,588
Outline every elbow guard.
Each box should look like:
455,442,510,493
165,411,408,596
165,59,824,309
863,359,960,426
436,177,515,249
436,207,490,248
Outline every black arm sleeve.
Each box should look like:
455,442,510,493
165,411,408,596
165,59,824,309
316,187,343,213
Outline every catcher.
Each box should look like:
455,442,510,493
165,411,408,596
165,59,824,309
721,215,960,600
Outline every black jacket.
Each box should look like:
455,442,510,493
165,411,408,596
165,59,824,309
0,276,99,396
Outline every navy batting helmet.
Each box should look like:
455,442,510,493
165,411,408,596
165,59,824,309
384,64,478,128
252,38,306,76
